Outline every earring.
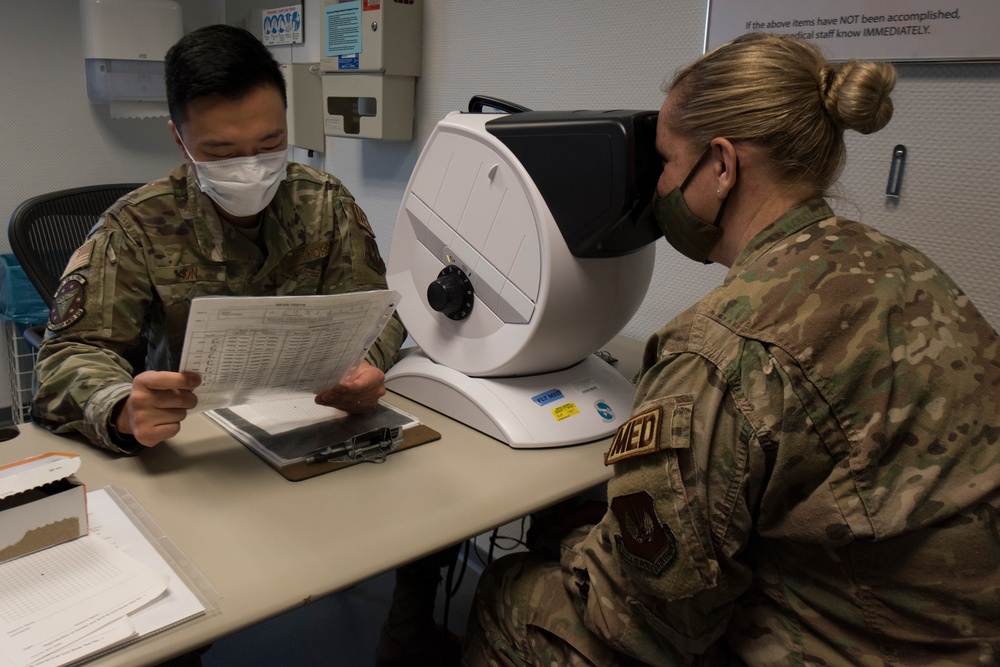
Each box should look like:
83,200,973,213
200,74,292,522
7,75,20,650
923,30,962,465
717,187,723,198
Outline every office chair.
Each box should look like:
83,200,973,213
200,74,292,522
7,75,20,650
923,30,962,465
7,183,144,348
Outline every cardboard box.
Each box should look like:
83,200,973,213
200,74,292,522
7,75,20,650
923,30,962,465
0,453,88,564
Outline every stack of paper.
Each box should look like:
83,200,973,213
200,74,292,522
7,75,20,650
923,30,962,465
0,489,208,667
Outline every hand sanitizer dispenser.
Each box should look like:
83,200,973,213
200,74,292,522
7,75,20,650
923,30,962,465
320,0,423,141
81,0,183,119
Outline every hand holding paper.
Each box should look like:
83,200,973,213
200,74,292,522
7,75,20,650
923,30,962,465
314,360,386,413
114,371,201,448
178,290,400,412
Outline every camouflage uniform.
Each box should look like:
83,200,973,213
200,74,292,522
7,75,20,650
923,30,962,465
32,162,406,453
464,199,1000,666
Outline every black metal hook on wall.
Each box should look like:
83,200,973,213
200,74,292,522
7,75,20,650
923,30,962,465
886,144,906,199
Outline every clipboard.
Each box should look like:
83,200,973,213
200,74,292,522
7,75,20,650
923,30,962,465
280,424,441,481
205,401,441,482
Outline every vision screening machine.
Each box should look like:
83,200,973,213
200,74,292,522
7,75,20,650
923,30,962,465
385,97,661,448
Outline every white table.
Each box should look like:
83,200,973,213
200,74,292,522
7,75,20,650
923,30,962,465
2,336,642,665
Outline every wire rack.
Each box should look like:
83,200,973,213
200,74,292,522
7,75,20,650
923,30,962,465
5,321,37,424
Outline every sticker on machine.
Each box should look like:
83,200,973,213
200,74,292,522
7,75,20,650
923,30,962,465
594,400,615,422
532,388,564,407
552,403,580,421
572,376,598,395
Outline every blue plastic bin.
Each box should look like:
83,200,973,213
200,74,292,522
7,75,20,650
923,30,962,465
0,254,50,326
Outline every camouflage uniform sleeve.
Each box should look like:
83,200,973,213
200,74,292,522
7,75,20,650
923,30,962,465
369,313,406,372
324,187,405,372
31,212,152,454
561,351,758,664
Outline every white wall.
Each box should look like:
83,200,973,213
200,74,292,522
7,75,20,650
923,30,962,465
2,0,998,413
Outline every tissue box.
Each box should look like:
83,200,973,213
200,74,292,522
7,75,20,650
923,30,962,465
0,453,88,564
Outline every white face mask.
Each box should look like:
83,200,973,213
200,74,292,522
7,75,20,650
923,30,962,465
180,138,287,218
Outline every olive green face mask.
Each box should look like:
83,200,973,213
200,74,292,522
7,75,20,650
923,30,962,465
652,146,733,265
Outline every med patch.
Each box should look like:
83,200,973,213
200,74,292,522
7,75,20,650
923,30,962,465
605,405,662,465
47,275,87,331
611,491,677,575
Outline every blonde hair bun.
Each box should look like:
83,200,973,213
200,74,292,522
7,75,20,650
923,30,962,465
667,32,897,191
822,60,896,135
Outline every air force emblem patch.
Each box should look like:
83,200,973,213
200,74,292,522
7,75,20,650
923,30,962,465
47,275,87,331
611,491,677,575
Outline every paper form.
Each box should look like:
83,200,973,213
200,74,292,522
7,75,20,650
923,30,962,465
0,488,210,667
23,618,134,667
226,397,350,435
179,290,400,412
85,489,206,640
0,534,166,667
207,398,420,469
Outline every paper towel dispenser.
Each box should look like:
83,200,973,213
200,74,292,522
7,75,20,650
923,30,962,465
81,0,183,118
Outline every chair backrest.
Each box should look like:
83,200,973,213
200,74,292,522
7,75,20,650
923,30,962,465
7,184,144,307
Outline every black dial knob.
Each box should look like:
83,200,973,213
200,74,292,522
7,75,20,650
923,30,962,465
426,265,474,320
427,274,464,313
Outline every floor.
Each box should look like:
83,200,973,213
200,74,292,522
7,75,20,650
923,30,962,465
201,522,529,667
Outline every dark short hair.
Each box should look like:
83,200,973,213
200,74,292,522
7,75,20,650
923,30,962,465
165,24,287,130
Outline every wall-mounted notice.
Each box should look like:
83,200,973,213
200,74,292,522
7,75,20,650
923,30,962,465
263,5,303,46
324,0,362,58
705,0,1000,62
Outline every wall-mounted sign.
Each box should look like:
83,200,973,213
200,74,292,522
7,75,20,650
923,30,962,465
705,0,1000,62
263,4,303,46
323,0,362,58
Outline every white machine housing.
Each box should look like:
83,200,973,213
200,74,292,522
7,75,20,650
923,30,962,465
386,101,661,447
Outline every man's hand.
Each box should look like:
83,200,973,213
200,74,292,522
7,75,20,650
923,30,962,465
314,360,386,413
113,371,201,447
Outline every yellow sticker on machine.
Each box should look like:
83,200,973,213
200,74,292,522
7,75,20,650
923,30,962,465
552,403,580,421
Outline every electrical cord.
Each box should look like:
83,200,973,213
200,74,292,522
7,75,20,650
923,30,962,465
442,517,530,635
442,539,471,635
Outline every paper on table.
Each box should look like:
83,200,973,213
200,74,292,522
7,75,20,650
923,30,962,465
208,398,420,469
0,487,212,667
25,617,134,667
0,534,166,667
226,397,350,435
179,290,400,412
85,489,206,639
